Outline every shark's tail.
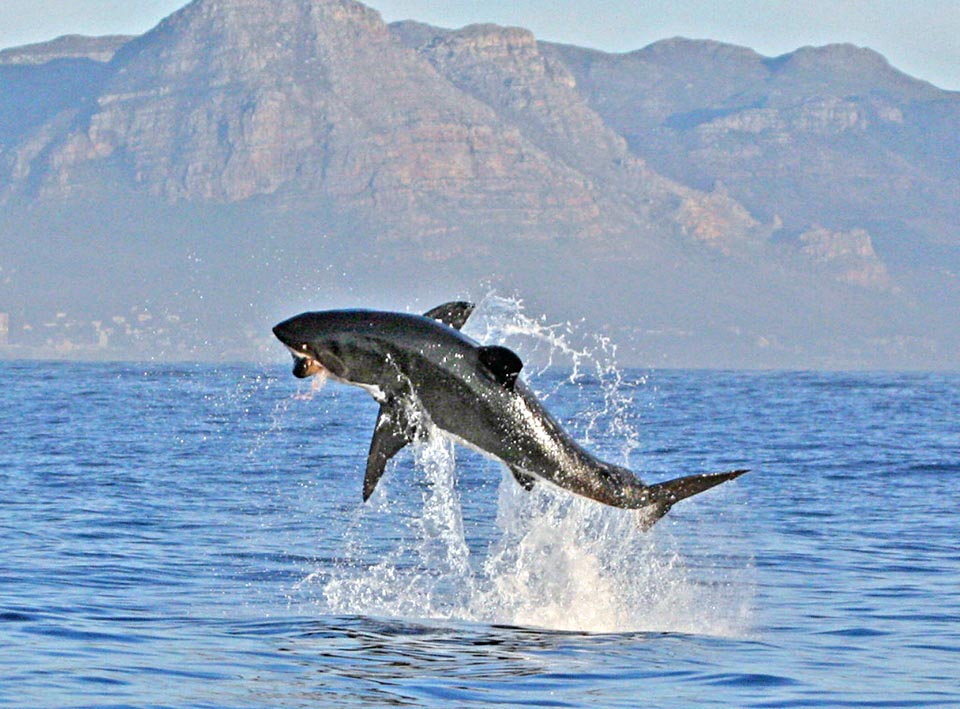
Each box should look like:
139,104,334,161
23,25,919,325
637,469,748,530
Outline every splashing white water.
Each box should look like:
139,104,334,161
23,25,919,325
473,472,750,635
299,295,752,636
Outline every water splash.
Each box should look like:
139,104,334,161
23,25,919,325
473,474,750,635
297,295,752,635
318,433,476,620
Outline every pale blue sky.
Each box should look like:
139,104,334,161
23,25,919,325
1,0,957,90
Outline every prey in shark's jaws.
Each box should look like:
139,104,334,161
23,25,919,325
273,301,747,528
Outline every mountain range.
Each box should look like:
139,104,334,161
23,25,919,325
1,0,957,368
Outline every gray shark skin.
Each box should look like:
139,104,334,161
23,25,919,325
273,302,746,527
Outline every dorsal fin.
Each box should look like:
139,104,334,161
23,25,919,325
423,301,475,331
478,345,523,389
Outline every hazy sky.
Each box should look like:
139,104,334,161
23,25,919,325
1,0,958,90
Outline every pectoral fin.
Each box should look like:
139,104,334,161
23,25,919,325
364,399,417,501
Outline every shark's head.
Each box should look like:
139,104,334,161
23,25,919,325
273,304,478,395
272,311,352,380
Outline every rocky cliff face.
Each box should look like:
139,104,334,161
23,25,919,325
3,0,764,253
392,21,760,251
796,226,893,291
0,2,629,248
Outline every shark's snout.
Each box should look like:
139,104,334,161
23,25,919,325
273,319,313,355
272,321,298,348
273,318,324,378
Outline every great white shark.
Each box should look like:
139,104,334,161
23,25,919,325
273,302,746,527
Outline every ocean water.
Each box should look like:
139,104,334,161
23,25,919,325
2,307,959,707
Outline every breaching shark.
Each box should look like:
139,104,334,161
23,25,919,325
273,301,746,527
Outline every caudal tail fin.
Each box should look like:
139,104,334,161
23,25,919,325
637,469,748,530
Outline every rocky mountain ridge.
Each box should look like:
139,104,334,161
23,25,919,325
0,0,956,368
549,38,959,266
0,34,132,65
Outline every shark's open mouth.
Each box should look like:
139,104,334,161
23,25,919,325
286,347,324,379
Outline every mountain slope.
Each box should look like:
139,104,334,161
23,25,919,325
549,39,960,269
7,0,669,246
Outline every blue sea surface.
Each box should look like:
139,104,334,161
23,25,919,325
2,343,959,706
